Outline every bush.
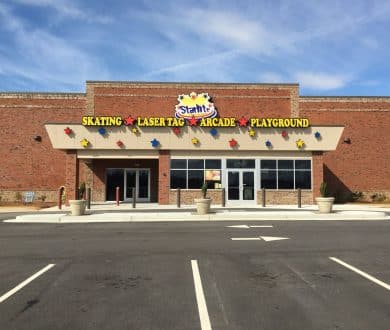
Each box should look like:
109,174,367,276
351,191,363,201
370,193,386,202
201,182,208,198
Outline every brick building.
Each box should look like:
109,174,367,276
0,81,389,205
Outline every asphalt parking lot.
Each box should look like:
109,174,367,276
0,220,389,329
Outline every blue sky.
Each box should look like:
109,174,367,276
0,0,389,95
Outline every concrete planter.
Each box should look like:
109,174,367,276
69,200,86,216
194,198,212,215
315,197,335,213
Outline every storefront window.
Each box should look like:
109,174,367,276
260,159,311,190
170,170,186,188
227,159,255,168
170,159,221,189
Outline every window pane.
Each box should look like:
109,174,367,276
188,159,204,169
227,159,255,168
295,160,311,170
188,170,204,189
170,170,186,188
278,170,294,189
261,170,277,189
171,159,186,169
205,159,221,169
261,160,276,169
295,171,311,189
278,160,294,170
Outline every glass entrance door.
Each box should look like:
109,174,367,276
125,169,150,202
227,170,255,202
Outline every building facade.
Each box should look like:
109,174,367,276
0,81,389,205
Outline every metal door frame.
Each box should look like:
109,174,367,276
124,168,150,202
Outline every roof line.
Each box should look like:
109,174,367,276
86,80,299,86
300,95,390,99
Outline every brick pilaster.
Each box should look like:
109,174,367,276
158,150,170,204
65,150,79,202
312,151,324,202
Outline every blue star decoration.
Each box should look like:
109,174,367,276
150,138,160,148
265,140,272,147
98,127,106,135
314,131,321,139
210,128,218,137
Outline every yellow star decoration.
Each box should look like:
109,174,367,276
80,138,89,148
131,127,139,134
296,139,305,149
248,129,256,137
191,137,199,145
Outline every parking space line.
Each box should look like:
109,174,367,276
191,260,212,330
329,257,390,291
0,264,55,303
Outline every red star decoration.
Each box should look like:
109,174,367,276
172,127,181,135
237,117,248,127
229,139,238,147
282,130,288,138
123,116,136,126
188,116,198,126
64,127,72,135
116,140,124,147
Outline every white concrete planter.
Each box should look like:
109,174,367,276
69,200,86,216
194,198,212,215
315,197,335,213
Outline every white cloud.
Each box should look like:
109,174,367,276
294,71,351,90
258,72,287,83
0,3,109,90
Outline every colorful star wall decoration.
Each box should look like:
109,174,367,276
238,117,249,127
210,128,218,137
296,139,305,149
123,116,136,126
188,116,198,126
172,127,181,135
248,129,256,137
191,137,199,145
80,138,89,148
131,127,139,134
281,130,288,138
150,138,160,148
98,127,106,135
64,127,72,135
229,138,238,147
265,140,272,148
314,131,321,139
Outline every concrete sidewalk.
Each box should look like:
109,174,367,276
3,203,390,223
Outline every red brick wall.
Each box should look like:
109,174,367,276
90,83,295,118
300,98,390,201
0,93,85,201
158,150,170,204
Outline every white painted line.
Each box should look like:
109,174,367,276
231,237,261,241
329,257,390,291
191,260,212,330
226,225,274,229
260,236,289,242
0,264,55,303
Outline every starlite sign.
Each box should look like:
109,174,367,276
174,92,217,120
81,92,310,128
